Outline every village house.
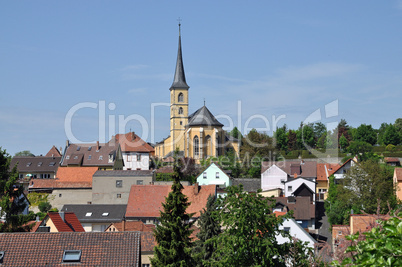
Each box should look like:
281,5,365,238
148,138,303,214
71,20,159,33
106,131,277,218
61,204,127,232
316,163,340,201
393,168,402,201
34,212,85,233
196,162,232,189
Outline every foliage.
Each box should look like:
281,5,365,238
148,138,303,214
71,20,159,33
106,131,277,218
382,124,401,146
354,124,377,145
0,148,32,232
38,201,52,213
193,195,221,266
14,150,35,157
347,141,373,161
228,127,243,140
275,125,288,151
27,192,53,207
297,123,315,150
333,216,402,266
385,144,396,152
209,185,290,266
339,134,349,151
151,154,194,267
325,175,351,226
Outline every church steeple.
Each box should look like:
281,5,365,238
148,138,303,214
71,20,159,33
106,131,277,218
170,23,189,90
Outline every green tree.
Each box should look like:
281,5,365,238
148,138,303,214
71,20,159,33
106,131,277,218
297,123,315,149
354,124,377,145
313,122,327,141
229,127,243,140
338,160,396,215
275,125,288,151
337,119,351,142
347,141,373,161
38,201,52,213
193,195,221,266
14,150,35,157
325,175,351,226
0,148,32,232
209,185,289,266
287,130,298,151
334,216,402,266
151,155,194,267
339,134,349,152
394,118,402,133
382,124,401,146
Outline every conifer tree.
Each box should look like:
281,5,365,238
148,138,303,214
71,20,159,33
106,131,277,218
151,152,194,267
0,148,32,232
193,195,221,266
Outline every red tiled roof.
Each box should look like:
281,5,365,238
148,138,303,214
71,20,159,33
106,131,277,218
395,168,402,181
0,232,140,266
316,163,341,181
109,221,154,232
385,157,400,163
45,146,62,157
114,132,155,153
45,212,85,232
141,231,157,252
125,184,216,218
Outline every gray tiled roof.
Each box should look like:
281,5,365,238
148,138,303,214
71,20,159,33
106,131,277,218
170,33,189,90
232,178,261,192
93,170,153,177
0,232,140,266
187,106,223,127
10,156,61,173
61,204,127,223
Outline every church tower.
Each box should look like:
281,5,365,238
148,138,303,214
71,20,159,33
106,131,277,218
169,23,189,152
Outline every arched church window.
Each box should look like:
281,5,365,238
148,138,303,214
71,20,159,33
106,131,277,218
178,107,183,115
205,135,212,157
178,93,184,102
194,136,199,158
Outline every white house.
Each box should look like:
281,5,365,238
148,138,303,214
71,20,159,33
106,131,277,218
333,158,357,180
261,164,287,191
196,162,232,188
284,177,316,202
277,217,316,249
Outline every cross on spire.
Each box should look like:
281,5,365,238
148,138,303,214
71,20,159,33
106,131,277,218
177,17,182,35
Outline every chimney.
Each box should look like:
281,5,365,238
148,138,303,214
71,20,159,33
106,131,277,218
59,211,65,222
131,132,135,141
96,141,100,151
122,217,126,231
194,182,199,195
66,140,70,147
60,147,62,153
36,215,40,222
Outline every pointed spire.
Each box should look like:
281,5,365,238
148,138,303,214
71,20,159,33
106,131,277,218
170,22,189,90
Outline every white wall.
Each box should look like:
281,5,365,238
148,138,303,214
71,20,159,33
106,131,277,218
284,178,316,201
50,189,92,211
261,165,287,191
122,152,150,170
277,218,316,248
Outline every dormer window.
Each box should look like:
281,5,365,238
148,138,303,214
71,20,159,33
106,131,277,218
63,250,81,262
109,154,114,163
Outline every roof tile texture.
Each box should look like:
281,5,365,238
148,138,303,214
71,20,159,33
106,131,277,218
45,212,85,232
261,161,317,178
0,232,140,266
114,132,155,153
316,163,340,181
126,184,216,218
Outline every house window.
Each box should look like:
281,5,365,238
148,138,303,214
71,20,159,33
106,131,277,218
288,186,292,192
143,264,151,267
99,155,103,160
117,194,122,198
116,180,123,188
74,156,78,160
203,172,207,179
33,174,37,178
137,180,143,185
178,93,184,102
194,136,199,157
19,174,23,179
137,154,141,161
127,155,131,162
180,121,183,125
63,250,81,263
338,231,342,235
59,194,62,197
178,107,183,115
284,227,290,233
216,172,219,179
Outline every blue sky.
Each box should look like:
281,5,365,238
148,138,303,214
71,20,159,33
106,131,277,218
1,1,402,156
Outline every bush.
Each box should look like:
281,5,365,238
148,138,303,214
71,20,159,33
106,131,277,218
386,144,396,151
38,202,52,213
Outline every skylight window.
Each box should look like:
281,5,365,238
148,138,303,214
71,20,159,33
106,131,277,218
63,250,81,262
74,156,78,159
49,162,56,166
37,162,43,167
88,146,92,151
99,156,103,160
88,155,92,160
66,156,70,160
76,146,81,151
102,212,109,217
26,162,32,167
85,212,92,217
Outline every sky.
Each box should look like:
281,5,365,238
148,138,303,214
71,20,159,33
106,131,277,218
1,1,402,156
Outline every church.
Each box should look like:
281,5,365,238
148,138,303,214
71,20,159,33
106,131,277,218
154,26,239,161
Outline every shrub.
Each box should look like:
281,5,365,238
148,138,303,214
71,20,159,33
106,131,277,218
38,202,52,213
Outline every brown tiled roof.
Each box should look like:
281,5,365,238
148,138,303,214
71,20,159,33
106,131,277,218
109,221,154,232
114,132,155,153
29,221,42,232
272,196,315,221
350,214,391,234
395,168,402,181
29,166,98,189
141,231,157,252
385,157,400,163
61,142,120,167
10,156,61,173
155,166,174,173
125,184,216,218
44,212,85,232
46,146,62,157
261,161,317,178
316,163,341,181
0,232,140,266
